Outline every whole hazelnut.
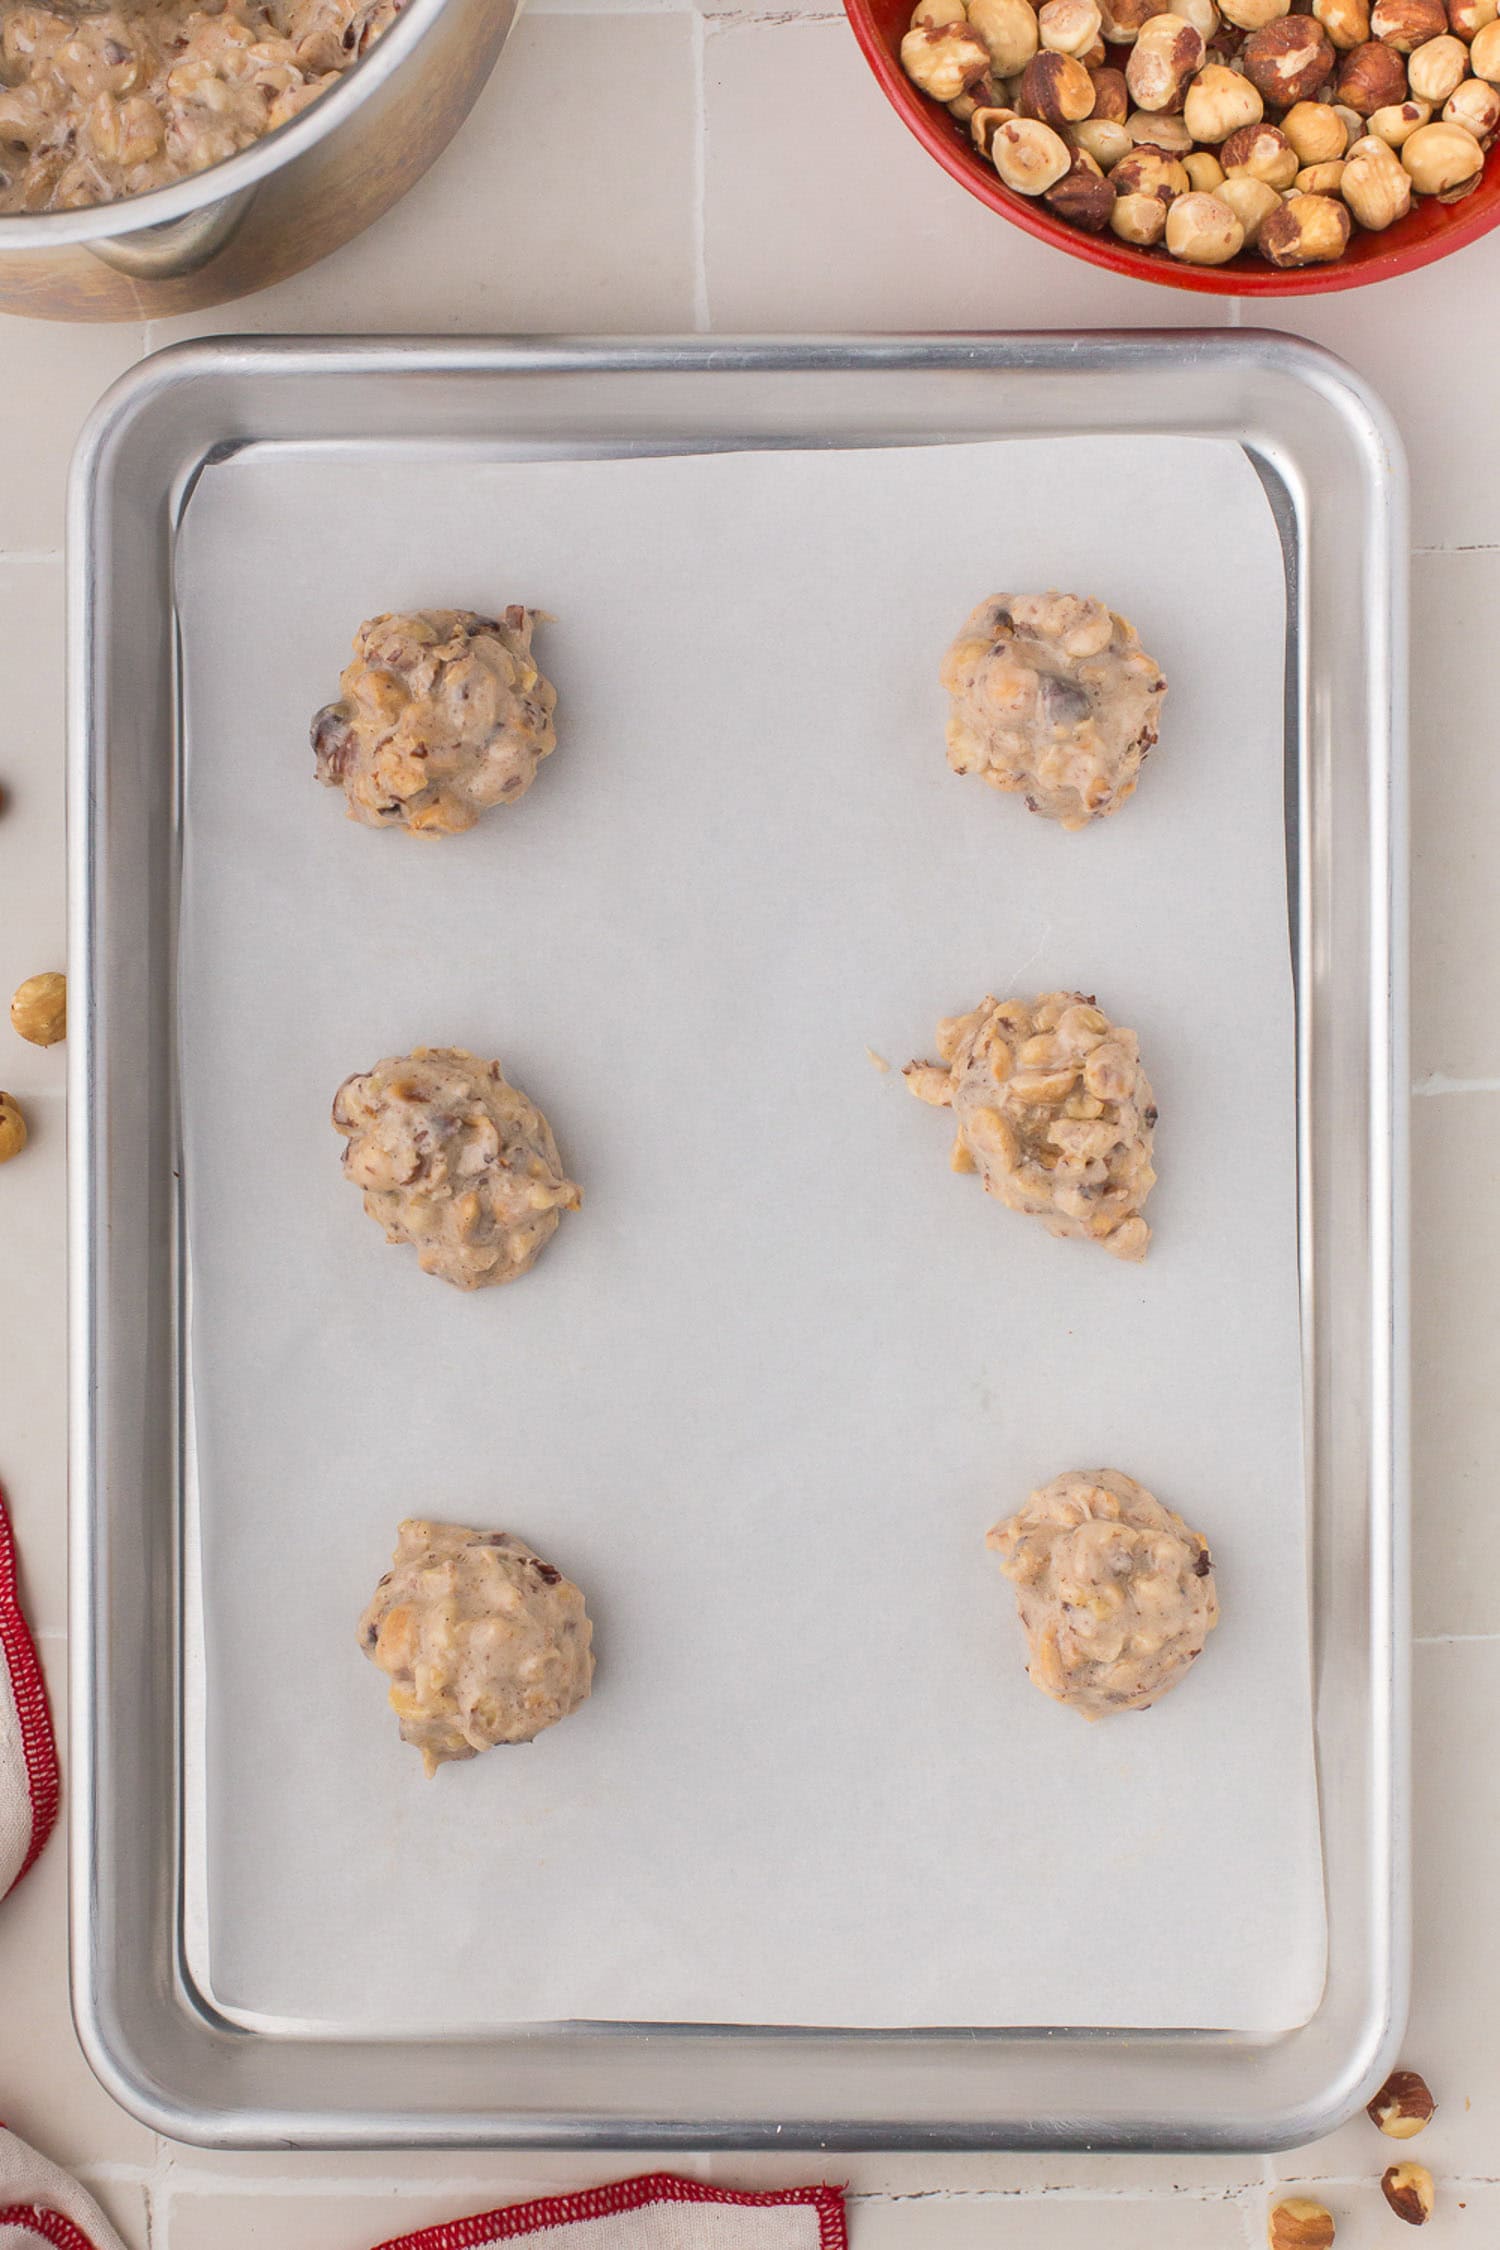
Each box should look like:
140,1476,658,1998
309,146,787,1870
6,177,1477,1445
1266,2199,1336,2250
1184,58,1266,132
1469,12,1500,69
1111,183,1171,234
1222,117,1301,176
911,0,968,23
901,20,993,96
1445,72,1500,134
1039,0,1105,51
1342,128,1415,211
1297,153,1348,181
1334,97,1368,130
0,1092,27,1165
1402,110,1485,183
1381,2164,1435,2226
1314,0,1372,45
1336,37,1412,109
1408,29,1468,91
1371,0,1447,45
1220,0,1291,26
1170,0,1223,34
1073,111,1134,157
970,100,1018,150
1020,48,1099,117
1165,183,1246,254
1185,143,1229,179
1240,13,1339,94
1127,12,1207,105
1088,60,1132,114
1367,2069,1436,2138
967,0,1042,73
990,111,1075,186
1282,96,1351,155
1099,0,1160,37
10,971,65,1048
1216,168,1284,231
1259,185,1352,255
1448,0,1497,38
1110,139,1192,190
1127,102,1196,139
1368,94,1434,135
1044,146,1120,221
1079,35,1110,61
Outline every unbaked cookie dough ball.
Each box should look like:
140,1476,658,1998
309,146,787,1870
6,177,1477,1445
360,1520,595,1775
942,593,1166,828
905,991,1156,1261
312,608,557,835
333,1046,580,1290
987,1470,1218,1718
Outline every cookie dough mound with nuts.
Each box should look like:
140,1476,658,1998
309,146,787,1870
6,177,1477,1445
987,1469,1218,1718
941,592,1166,827
333,1047,580,1290
360,1520,594,1775
312,608,557,836
905,991,1156,1260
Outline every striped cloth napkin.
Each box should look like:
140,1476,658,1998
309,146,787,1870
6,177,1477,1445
0,1482,58,1907
0,2127,129,2250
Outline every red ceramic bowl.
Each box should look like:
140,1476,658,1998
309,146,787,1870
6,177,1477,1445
846,0,1500,291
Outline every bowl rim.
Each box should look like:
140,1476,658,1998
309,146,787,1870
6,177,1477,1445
0,0,451,250
845,0,1500,295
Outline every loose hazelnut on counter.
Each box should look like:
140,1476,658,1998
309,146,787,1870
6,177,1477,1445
1215,168,1283,230
902,19,993,96
1259,184,1352,254
1367,2061,1439,2133
1445,72,1500,132
1342,128,1416,212
1283,97,1351,155
1040,0,1105,52
1314,0,1373,44
1127,12,1207,104
1111,183,1172,232
10,971,65,1048
1337,37,1412,108
1295,153,1348,181
1074,112,1134,157
1127,102,1196,139
1267,2204,1335,2250
1409,29,1469,91
1184,60,1265,133
968,0,1043,72
0,1092,26,1163
1241,13,1338,96
1099,0,1160,38
970,100,1019,150
1371,0,1447,44
1185,144,1229,179
1165,183,1246,251
1021,48,1099,117
991,111,1074,186
1469,14,1500,69
1044,146,1120,220
1369,95,1433,136
1402,111,1486,184
1088,60,1132,114
1219,0,1291,30
1381,2164,1436,2226
1110,139,1193,190
1222,117,1301,176
1449,0,1497,39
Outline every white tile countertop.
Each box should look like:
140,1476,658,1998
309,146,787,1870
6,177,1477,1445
0,0,1495,2242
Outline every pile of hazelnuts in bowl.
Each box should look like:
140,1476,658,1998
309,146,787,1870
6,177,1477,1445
897,0,1500,266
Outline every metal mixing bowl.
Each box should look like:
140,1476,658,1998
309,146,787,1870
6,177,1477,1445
0,0,517,320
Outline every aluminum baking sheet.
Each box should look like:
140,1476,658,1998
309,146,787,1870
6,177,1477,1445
69,335,1408,2147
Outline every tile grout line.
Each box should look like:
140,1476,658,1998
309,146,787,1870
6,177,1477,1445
1413,1073,1500,1095
1415,1630,1500,1644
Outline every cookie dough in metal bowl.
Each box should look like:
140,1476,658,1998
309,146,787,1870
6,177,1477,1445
942,593,1166,828
360,1519,595,1775
332,1046,581,1291
312,607,557,836
905,990,1157,1262
987,1470,1218,1719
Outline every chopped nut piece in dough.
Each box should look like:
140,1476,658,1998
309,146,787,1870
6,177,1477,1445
988,1469,1219,1717
0,0,400,216
360,1519,595,1775
941,592,1167,827
312,608,557,836
332,1046,580,1291
905,990,1157,1260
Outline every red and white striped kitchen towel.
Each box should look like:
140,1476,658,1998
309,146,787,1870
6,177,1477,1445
0,1482,59,1906
0,2128,130,2250
371,2179,846,2250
